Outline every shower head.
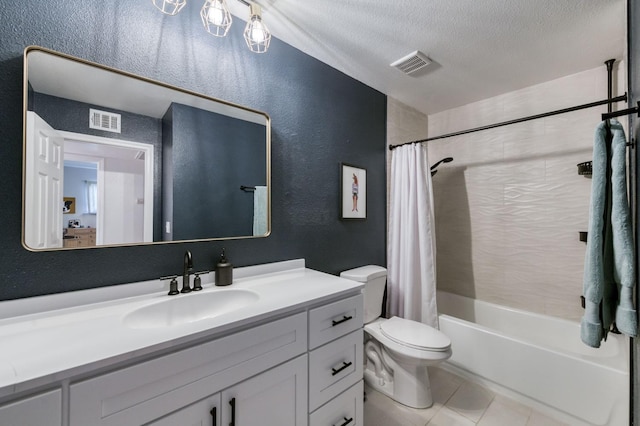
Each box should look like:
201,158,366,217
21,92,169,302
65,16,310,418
430,157,454,176
430,157,454,170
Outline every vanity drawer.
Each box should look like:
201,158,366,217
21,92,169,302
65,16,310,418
309,380,363,426
309,294,363,349
0,389,62,426
69,312,307,426
309,329,363,411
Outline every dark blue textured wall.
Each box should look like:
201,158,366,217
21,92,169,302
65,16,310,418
168,103,265,240
0,0,387,300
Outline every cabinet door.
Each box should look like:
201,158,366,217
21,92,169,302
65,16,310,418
0,389,61,426
146,394,220,426
221,355,308,426
70,312,306,426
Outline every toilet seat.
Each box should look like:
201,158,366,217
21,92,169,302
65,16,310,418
364,318,452,364
380,316,451,352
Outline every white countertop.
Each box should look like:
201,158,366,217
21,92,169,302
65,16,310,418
0,259,363,399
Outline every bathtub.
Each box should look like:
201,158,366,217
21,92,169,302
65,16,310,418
436,291,629,426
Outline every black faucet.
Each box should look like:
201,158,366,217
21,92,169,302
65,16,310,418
181,250,193,293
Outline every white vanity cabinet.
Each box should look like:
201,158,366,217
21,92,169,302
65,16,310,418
307,294,364,426
220,355,308,426
69,312,308,426
0,389,62,426
145,394,220,426
0,262,365,426
147,355,307,426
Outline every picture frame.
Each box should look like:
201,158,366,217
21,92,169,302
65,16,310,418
63,197,76,214
340,163,366,220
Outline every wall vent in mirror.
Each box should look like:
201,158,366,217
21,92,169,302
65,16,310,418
22,46,271,251
89,109,121,133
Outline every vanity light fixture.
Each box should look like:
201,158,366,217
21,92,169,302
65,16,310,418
152,0,187,15
151,0,271,53
201,0,233,37
243,3,271,53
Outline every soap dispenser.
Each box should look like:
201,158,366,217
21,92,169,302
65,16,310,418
215,248,233,286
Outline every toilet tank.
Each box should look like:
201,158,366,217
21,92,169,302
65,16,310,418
340,265,387,323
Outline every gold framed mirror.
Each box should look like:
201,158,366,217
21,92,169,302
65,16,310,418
23,46,270,250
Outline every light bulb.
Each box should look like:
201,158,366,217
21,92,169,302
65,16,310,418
207,6,224,25
200,0,232,37
250,20,266,43
243,3,271,53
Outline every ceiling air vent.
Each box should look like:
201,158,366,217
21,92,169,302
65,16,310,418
89,108,121,133
390,51,432,75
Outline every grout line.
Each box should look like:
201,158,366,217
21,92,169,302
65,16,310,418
441,380,463,406
475,394,497,425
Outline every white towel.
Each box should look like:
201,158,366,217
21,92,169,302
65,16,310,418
253,186,268,236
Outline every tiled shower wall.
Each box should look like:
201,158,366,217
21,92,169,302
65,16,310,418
386,98,429,226
428,63,627,322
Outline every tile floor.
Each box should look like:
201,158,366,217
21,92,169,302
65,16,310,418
363,367,569,426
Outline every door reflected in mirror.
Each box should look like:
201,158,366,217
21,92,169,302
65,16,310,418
23,46,271,250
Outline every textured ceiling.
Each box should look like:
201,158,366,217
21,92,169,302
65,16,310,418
229,0,626,115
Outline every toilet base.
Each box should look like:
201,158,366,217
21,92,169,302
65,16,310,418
364,360,433,409
364,368,394,398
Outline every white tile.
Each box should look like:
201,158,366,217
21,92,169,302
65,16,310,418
491,395,532,418
446,381,494,423
428,63,628,322
364,368,572,426
477,398,529,426
429,367,464,405
503,68,598,120
427,406,477,426
364,385,440,426
526,410,569,426
477,281,545,314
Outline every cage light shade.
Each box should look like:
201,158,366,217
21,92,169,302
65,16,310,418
201,0,233,37
152,0,187,15
244,3,271,53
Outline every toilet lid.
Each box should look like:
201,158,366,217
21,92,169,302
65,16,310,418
380,317,451,351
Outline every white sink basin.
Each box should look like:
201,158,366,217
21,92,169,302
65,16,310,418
123,289,260,329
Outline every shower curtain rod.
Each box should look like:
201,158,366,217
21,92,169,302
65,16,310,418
602,101,640,121
388,93,628,151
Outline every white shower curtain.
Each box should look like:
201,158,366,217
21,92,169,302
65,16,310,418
387,143,439,328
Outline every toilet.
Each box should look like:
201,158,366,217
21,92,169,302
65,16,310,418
340,265,451,409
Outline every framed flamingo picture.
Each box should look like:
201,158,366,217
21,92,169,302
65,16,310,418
340,163,366,220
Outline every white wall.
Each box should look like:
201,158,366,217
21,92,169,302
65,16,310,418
63,166,97,229
428,63,627,321
102,158,145,245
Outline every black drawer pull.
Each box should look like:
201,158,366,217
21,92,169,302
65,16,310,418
334,417,353,426
210,406,216,426
332,315,353,326
331,361,353,376
229,398,235,426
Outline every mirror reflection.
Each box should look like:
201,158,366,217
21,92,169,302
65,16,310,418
23,46,270,250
